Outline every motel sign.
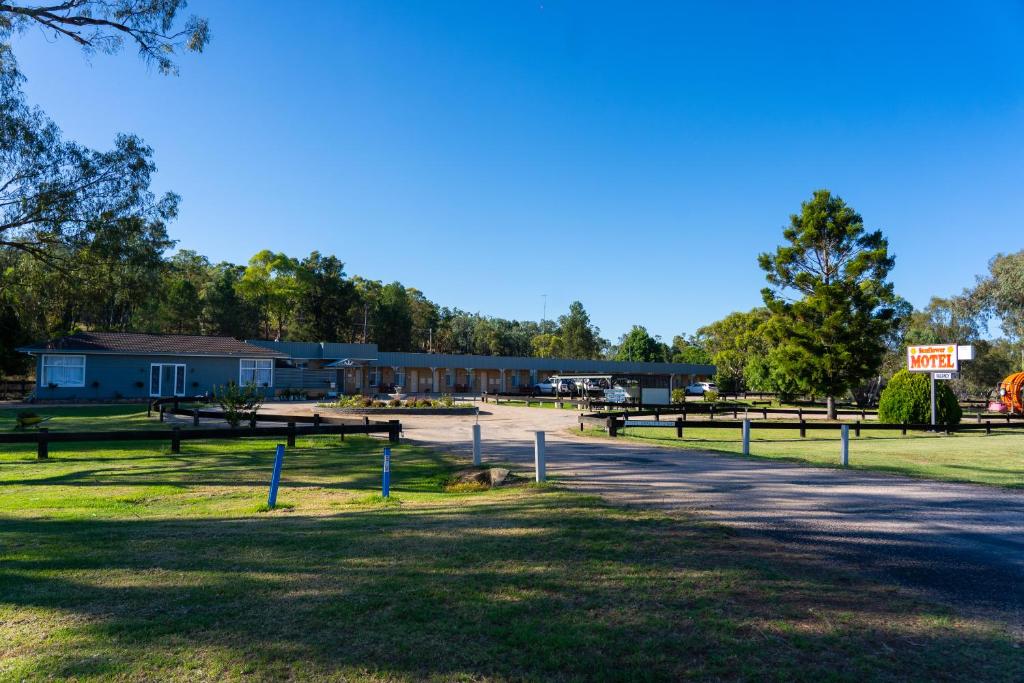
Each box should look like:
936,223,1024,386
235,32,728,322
906,345,959,373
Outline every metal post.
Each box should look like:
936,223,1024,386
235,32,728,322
472,423,481,466
534,431,546,482
840,425,849,467
267,444,285,508
742,419,750,456
930,373,936,430
675,417,683,438
382,446,391,497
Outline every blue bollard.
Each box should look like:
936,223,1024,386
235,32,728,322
382,446,391,498
267,444,285,509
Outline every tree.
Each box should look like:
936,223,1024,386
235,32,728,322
970,251,1024,343
759,190,900,418
238,250,299,339
0,0,209,77
0,70,179,269
670,334,710,365
695,309,772,393
294,251,357,343
615,325,662,362
163,277,200,334
204,263,259,338
557,301,603,359
373,282,413,351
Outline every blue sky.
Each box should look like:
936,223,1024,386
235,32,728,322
12,1,1024,341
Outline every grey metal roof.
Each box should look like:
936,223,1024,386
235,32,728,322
246,340,379,359
18,332,286,357
374,351,714,375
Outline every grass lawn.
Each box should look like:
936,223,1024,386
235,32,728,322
2,409,1023,680
601,425,1024,488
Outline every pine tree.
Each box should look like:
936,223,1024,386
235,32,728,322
758,190,900,418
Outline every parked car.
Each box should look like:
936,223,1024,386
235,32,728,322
533,379,556,395
686,381,717,395
554,379,577,395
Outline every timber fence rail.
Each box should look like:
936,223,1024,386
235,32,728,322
2,419,401,460
579,413,1024,438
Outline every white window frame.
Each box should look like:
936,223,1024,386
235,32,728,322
150,363,187,397
239,358,274,388
41,354,86,388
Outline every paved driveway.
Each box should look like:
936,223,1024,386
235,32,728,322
387,402,1024,632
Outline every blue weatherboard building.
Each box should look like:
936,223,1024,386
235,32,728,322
18,332,286,401
19,332,716,404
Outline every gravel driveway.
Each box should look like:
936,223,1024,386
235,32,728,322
381,402,1024,632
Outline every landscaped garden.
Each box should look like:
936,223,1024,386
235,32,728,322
1,407,1022,680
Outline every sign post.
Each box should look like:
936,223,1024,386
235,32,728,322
382,446,391,498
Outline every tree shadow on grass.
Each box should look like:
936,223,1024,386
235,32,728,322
1,497,1022,681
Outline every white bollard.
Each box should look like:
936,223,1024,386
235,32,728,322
742,419,751,456
840,424,849,467
534,431,546,482
472,423,481,466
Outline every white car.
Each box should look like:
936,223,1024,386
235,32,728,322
686,381,717,395
532,380,556,395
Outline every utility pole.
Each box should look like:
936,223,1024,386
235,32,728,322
542,294,548,324
428,327,433,353
362,304,369,343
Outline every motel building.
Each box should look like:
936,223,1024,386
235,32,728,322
18,332,716,405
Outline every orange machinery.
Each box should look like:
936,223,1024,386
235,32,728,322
997,372,1024,414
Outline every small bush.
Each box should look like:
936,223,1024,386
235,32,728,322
671,388,686,404
372,400,386,408
878,370,962,425
703,390,719,403
388,398,402,408
439,394,454,407
215,382,264,428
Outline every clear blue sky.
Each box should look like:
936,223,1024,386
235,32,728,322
12,1,1024,342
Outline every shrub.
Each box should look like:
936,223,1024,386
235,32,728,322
388,398,402,408
372,400,386,408
419,399,434,408
671,388,686,404
703,390,719,403
878,370,962,425
439,393,454,407
215,382,264,428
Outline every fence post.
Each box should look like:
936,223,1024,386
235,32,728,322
986,420,991,435
37,427,48,460
799,419,806,438
159,405,165,422
249,412,257,430
313,413,321,432
534,431,546,482
654,408,660,421
609,418,619,438
170,426,181,454
798,407,803,422
363,416,370,427
287,422,296,448
742,419,750,456
147,401,152,418
675,417,683,439
710,405,715,421
854,420,861,438
472,423,481,466
682,405,687,422
901,422,907,436
388,420,400,443
339,423,346,442
268,444,285,508
173,398,179,411
192,409,199,427
762,407,767,420
840,424,849,467
733,406,738,419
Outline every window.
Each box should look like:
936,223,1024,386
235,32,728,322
512,373,520,387
395,370,406,388
41,355,86,388
240,358,273,387
446,372,452,387
369,369,379,386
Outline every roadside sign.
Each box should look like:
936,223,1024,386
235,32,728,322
907,345,958,373
933,372,955,380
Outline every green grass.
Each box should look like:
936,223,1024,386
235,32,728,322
1,408,1022,680
600,425,1024,488
0,405,162,432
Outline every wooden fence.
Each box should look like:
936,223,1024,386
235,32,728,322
1,418,401,460
580,413,1024,439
